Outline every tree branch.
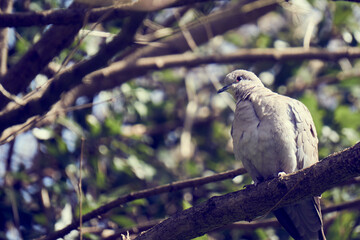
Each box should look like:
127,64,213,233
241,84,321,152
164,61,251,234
2,45,360,142
93,47,360,75
37,142,360,239
332,0,360,2
0,13,145,134
0,0,280,139
37,168,246,240
0,0,13,76
104,197,360,239
53,46,360,115
0,0,210,27
0,0,213,110
0,2,85,109
135,142,360,240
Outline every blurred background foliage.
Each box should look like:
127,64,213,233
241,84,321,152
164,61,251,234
1,0,360,239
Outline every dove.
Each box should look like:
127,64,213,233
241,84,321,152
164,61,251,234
218,69,325,240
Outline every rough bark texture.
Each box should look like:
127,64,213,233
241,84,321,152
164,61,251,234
136,142,360,240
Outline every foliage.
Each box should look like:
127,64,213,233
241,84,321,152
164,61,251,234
1,0,360,239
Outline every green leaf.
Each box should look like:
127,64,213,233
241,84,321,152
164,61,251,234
129,155,156,180
185,160,200,177
299,92,324,136
58,116,85,137
225,32,243,46
334,105,360,129
328,211,356,240
340,77,360,88
154,69,182,82
110,215,136,228
334,2,353,26
33,214,47,225
256,34,272,48
182,200,192,210
86,115,101,136
192,235,208,240
105,116,122,135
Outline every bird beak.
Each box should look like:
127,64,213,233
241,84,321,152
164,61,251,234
217,84,231,94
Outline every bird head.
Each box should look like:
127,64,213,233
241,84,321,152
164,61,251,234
217,69,264,95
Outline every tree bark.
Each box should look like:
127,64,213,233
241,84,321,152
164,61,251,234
135,142,360,240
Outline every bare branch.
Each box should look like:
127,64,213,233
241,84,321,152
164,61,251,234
103,219,163,240
332,0,360,2
0,0,212,109
35,141,360,240
105,47,360,72
58,46,360,109
135,142,360,240
0,0,210,27
36,168,246,240
0,0,13,75
2,45,360,141
104,197,360,239
0,0,280,139
0,13,145,135
0,2,85,109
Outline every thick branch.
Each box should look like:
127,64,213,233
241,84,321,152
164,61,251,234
0,0,210,27
106,197,360,239
135,142,360,240
0,0,211,110
332,0,360,2
0,0,279,138
93,47,360,75
37,142,360,240
0,13,145,134
37,168,246,240
117,0,281,59
56,0,281,101
52,46,360,116
2,45,360,142
0,2,85,109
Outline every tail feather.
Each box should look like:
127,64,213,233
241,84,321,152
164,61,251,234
273,197,325,240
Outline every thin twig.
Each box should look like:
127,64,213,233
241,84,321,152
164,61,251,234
79,138,85,240
36,168,246,240
0,0,210,27
0,96,116,144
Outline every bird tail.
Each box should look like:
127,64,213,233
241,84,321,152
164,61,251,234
273,197,326,240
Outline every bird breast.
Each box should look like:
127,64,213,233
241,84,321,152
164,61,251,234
232,96,298,181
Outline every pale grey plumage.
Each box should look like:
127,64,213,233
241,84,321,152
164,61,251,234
218,69,325,240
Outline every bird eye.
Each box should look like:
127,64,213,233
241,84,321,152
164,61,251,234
236,76,242,82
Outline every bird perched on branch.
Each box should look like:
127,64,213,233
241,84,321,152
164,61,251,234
218,69,325,240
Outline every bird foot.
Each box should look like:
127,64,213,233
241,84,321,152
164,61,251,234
243,183,256,189
277,171,287,179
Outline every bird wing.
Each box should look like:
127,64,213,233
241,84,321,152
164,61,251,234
274,98,325,239
287,98,318,170
274,197,325,240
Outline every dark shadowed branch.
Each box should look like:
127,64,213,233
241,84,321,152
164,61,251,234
0,0,13,76
0,0,280,140
75,190,360,239
0,0,218,109
0,0,210,27
0,12,145,134
0,2,85,109
135,142,360,240
37,168,246,240
36,142,360,240
91,47,360,79
1,45,360,143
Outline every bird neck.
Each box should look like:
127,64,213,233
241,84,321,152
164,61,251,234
234,84,267,101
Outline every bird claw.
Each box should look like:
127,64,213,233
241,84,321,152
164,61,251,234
278,171,287,179
243,183,256,189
